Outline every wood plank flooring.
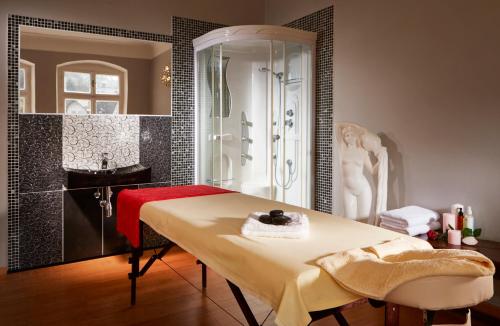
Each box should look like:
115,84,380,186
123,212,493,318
0,246,484,325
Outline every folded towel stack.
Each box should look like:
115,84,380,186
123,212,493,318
379,206,440,238
241,212,309,239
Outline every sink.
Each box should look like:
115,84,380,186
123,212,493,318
65,164,152,189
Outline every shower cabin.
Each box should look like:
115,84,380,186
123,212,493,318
194,26,316,208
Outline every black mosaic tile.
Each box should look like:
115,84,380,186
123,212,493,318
286,6,334,213
19,191,63,269
140,116,171,183
19,114,63,193
143,224,169,249
138,182,172,189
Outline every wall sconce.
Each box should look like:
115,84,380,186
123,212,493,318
161,65,171,87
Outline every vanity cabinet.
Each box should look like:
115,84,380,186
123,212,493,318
64,185,139,262
64,188,103,262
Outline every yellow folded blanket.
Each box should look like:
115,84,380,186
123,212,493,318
317,238,495,300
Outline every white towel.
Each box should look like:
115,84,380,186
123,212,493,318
241,212,309,239
380,206,439,227
379,222,430,237
380,219,441,231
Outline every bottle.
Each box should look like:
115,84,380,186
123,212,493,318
456,207,465,230
465,206,474,230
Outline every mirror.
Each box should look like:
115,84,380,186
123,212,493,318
19,26,172,115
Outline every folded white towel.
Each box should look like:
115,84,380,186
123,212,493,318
380,206,439,227
241,212,309,239
379,222,430,237
380,219,441,232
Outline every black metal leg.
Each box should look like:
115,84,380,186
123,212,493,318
129,221,144,306
128,248,141,305
196,260,207,288
140,241,174,276
309,308,349,325
332,310,349,326
227,280,259,326
201,263,207,288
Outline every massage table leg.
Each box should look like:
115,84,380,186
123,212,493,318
129,247,142,306
129,221,176,305
227,280,259,326
128,221,144,306
226,279,353,326
196,260,207,288
308,307,350,325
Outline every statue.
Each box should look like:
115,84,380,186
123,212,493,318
336,122,388,225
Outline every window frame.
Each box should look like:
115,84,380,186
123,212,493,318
56,60,128,114
19,59,36,113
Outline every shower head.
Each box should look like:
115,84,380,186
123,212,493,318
258,67,283,80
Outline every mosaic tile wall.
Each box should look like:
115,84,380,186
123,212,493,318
62,115,140,170
7,15,173,271
140,116,171,183
19,114,63,193
286,6,334,213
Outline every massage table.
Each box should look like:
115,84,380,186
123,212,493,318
117,186,493,326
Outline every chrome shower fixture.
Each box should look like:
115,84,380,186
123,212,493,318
258,67,283,79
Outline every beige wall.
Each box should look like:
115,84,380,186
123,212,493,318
21,49,155,114
0,0,266,267
264,0,332,24
150,50,172,115
334,0,500,240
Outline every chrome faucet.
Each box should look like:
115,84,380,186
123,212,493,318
241,136,253,144
101,153,109,170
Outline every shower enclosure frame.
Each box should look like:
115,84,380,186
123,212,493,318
193,25,317,208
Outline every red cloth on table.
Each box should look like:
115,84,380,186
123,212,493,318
117,185,234,248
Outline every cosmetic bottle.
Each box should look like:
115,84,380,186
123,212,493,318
465,206,474,230
456,207,465,230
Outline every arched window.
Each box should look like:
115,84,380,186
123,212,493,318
19,59,36,113
57,60,128,114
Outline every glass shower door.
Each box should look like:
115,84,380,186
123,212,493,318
270,41,312,207
282,42,312,208
197,46,215,186
198,44,235,190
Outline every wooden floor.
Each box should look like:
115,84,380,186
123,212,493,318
0,247,481,325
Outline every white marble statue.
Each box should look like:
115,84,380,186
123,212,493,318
336,122,388,224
